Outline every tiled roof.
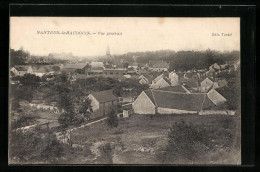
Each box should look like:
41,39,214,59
64,63,87,69
207,89,226,105
90,89,118,103
143,90,156,105
90,62,104,68
156,85,188,93
104,69,127,72
91,67,104,71
74,74,89,80
163,77,171,85
152,62,169,68
180,78,199,88
153,74,164,83
143,90,215,111
129,62,138,66
14,65,31,71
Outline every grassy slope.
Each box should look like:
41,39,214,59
69,113,241,164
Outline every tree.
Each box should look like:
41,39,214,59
79,98,93,120
11,98,20,112
55,73,68,83
123,62,129,69
57,93,74,113
106,107,118,128
160,121,208,163
10,86,33,102
11,114,36,129
9,128,64,163
58,112,74,128
10,48,30,67
113,86,124,97
96,142,113,164
40,133,64,162
18,74,41,86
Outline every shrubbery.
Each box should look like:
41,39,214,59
9,128,64,163
106,108,118,128
157,119,237,164
96,143,113,164
11,114,36,129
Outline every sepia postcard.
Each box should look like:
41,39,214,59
9,17,241,165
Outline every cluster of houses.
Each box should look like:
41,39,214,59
10,50,240,118
84,59,240,118
10,64,64,77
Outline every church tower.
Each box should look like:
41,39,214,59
106,45,110,56
169,70,179,86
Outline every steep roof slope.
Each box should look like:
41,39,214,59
207,89,226,105
142,90,215,111
156,85,188,93
90,89,118,103
64,63,87,69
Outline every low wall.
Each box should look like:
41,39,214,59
158,107,197,114
198,110,236,115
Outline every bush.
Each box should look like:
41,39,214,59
113,128,124,135
71,115,85,126
96,143,113,164
106,108,118,128
9,128,64,163
58,112,74,128
11,114,36,129
164,120,207,162
157,118,238,164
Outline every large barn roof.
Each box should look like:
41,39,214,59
90,89,118,103
143,90,215,111
64,63,87,69
156,85,189,93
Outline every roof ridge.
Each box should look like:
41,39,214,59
152,89,206,95
181,85,191,93
150,89,158,107
200,94,207,111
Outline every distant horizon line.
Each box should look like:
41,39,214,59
10,47,240,58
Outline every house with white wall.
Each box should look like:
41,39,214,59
132,89,226,115
10,65,33,76
88,89,119,118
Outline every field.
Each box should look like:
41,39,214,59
68,113,241,164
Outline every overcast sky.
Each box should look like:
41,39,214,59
10,17,240,57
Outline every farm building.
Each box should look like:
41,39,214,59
150,77,171,89
10,65,33,76
119,74,132,82
88,89,119,118
149,61,169,72
200,77,214,92
156,85,190,93
138,75,152,85
180,78,200,92
207,89,227,106
152,73,164,84
132,89,225,115
63,63,89,74
103,69,127,76
128,62,139,70
183,71,200,80
32,65,60,77
168,71,179,86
